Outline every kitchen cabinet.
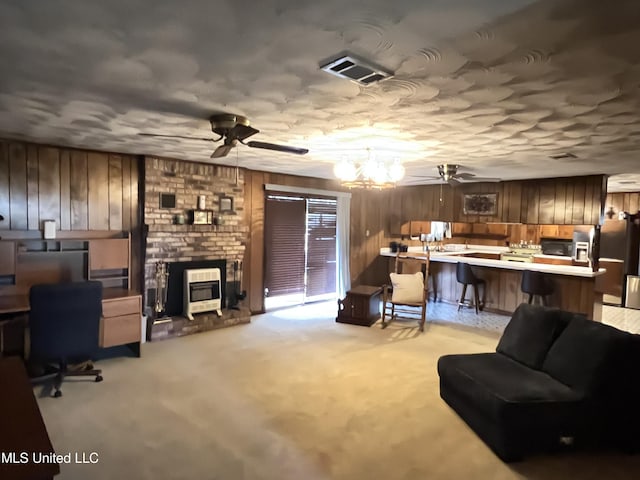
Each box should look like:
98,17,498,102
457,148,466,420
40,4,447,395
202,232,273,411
539,225,575,239
452,223,472,235
539,225,559,238
452,223,508,237
486,223,509,236
557,225,574,239
400,220,431,238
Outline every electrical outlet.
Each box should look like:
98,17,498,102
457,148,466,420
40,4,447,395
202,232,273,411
365,229,370,237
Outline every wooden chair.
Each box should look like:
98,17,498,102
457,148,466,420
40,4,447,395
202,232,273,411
381,252,430,332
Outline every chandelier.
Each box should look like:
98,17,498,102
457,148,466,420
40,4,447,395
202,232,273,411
333,149,405,189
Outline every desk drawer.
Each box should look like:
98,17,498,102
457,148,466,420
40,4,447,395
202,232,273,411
102,296,140,318
101,313,140,348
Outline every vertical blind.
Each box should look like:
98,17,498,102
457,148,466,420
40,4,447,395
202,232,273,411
264,194,337,300
306,198,337,298
264,195,306,296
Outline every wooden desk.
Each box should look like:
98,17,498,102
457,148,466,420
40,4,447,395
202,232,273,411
0,356,60,479
0,295,30,314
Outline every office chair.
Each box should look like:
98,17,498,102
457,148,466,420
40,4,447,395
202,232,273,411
29,281,104,397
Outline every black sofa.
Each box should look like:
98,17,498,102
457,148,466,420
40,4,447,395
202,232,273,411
438,303,640,461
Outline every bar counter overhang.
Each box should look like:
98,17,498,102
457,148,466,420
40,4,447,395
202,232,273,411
381,246,605,320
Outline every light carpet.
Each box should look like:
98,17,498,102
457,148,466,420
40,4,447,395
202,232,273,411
36,303,640,479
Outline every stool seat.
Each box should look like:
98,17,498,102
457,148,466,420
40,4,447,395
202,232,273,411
456,262,485,314
521,270,554,305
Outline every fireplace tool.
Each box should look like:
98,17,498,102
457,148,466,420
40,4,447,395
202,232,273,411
228,260,247,310
153,260,171,323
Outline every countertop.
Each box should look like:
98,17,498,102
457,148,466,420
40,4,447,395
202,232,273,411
380,245,605,278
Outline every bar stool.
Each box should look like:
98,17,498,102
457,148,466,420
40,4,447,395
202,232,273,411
456,262,485,314
521,270,554,306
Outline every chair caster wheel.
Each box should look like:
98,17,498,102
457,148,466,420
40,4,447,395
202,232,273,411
54,390,62,398
95,375,103,383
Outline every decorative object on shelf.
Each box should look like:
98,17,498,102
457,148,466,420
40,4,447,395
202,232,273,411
219,196,234,212
463,193,498,215
190,209,214,225
159,192,176,209
154,260,170,320
43,220,56,239
197,195,206,210
333,148,404,189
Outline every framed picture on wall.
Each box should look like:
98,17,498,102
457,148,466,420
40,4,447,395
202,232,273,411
463,193,498,215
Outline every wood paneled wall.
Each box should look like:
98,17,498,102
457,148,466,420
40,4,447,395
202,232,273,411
243,170,344,313
350,175,607,288
0,139,142,290
0,140,140,232
606,191,640,216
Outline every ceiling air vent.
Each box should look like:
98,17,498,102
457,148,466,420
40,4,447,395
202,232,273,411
321,54,393,86
549,152,577,160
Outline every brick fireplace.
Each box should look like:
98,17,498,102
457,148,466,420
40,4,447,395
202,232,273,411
143,157,249,337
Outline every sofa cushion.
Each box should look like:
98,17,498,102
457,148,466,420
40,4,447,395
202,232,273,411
438,353,583,427
496,303,573,369
542,316,630,395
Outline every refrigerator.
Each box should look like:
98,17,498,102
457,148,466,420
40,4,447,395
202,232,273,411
599,218,640,307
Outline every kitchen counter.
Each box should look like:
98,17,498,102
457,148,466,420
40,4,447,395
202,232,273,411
380,246,605,278
381,244,604,320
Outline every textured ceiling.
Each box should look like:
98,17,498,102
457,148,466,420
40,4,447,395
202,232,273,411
1,0,640,191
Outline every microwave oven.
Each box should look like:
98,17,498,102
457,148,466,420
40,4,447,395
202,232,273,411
540,239,573,257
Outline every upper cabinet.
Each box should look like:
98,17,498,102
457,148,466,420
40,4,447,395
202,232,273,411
539,225,575,239
400,221,431,238
451,222,508,237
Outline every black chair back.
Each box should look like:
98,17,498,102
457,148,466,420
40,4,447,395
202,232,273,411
29,281,103,361
521,270,554,296
456,262,478,285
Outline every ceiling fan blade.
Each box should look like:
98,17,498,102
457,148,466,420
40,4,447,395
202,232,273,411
470,177,501,182
230,124,259,141
139,133,214,142
211,144,233,158
454,172,477,180
447,178,462,186
408,175,442,180
246,141,309,155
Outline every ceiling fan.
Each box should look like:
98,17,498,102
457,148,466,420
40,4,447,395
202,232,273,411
409,164,501,186
139,113,309,158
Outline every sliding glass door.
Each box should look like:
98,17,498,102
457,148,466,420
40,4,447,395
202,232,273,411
264,194,337,309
